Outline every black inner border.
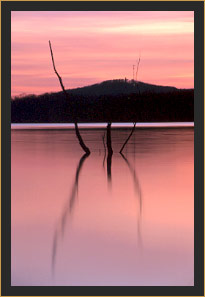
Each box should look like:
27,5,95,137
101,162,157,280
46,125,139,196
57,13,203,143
1,1,204,296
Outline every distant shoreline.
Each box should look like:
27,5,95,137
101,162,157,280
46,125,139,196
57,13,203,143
11,80,194,124
11,122,194,130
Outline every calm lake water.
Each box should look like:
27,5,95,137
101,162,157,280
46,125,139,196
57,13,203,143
11,124,194,286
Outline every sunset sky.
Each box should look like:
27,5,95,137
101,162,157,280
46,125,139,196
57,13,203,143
11,11,194,97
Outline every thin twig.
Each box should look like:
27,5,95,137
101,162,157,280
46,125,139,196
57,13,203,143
119,122,136,154
136,54,141,95
136,54,141,82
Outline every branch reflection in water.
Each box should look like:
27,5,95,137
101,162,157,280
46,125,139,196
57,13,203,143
51,152,90,275
102,131,106,170
106,123,113,186
120,152,143,250
51,147,143,277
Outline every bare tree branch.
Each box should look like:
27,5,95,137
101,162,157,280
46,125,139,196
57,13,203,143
136,54,141,96
106,123,113,184
119,122,136,154
106,123,113,155
49,40,90,155
136,54,141,82
74,123,90,155
49,40,67,96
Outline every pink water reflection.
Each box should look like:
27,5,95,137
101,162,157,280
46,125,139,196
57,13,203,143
11,128,194,286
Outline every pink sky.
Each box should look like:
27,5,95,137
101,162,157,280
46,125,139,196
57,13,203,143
11,11,194,97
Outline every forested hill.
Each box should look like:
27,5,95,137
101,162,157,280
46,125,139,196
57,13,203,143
65,79,179,96
11,79,194,123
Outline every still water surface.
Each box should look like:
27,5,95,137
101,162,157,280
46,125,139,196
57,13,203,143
11,125,194,286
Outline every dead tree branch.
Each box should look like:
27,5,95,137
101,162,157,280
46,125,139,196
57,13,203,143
49,41,67,95
106,123,113,155
136,54,141,82
49,40,90,155
136,54,141,96
119,122,136,154
74,123,90,155
106,123,113,183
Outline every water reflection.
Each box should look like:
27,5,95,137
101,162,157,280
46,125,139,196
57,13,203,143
102,132,106,170
120,152,143,249
52,150,143,278
11,128,194,286
52,153,90,275
106,152,113,185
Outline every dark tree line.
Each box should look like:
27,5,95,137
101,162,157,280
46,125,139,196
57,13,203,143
11,89,194,123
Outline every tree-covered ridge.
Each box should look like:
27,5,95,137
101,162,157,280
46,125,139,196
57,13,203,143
11,79,194,123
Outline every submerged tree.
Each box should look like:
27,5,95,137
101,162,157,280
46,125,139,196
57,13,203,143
49,40,90,155
106,123,113,184
106,123,113,155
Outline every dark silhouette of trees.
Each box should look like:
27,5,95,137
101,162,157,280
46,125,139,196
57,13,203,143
11,89,194,123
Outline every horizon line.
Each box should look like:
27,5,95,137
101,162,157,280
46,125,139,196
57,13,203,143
11,78,194,98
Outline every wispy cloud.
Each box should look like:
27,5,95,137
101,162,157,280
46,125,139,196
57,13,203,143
11,11,194,96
